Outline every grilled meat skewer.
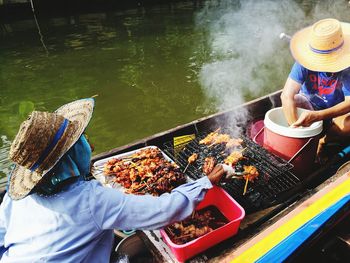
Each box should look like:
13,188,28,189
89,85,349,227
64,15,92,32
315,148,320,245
183,153,198,173
203,157,217,175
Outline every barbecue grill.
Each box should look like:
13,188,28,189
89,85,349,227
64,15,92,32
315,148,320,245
162,132,301,213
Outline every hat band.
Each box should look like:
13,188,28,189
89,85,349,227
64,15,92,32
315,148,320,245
30,119,69,172
309,41,344,54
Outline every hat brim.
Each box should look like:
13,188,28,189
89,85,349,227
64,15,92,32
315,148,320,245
9,98,94,200
290,22,350,72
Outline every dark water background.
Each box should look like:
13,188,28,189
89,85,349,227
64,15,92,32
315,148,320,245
1,0,349,178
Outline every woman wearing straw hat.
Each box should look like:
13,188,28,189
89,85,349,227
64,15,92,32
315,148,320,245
0,98,225,262
281,18,350,151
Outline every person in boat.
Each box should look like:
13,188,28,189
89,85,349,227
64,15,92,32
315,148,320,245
281,18,350,150
0,98,225,262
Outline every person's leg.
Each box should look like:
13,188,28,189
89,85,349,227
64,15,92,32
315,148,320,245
317,113,350,163
324,113,350,141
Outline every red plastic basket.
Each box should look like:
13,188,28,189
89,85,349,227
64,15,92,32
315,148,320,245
160,186,245,262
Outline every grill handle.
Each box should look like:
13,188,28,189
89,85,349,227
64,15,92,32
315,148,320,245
288,138,314,163
252,126,265,146
253,126,315,164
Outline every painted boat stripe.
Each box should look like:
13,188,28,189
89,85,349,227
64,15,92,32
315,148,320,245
256,194,350,262
232,176,350,263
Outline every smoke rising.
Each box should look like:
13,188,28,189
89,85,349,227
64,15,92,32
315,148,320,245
195,0,350,134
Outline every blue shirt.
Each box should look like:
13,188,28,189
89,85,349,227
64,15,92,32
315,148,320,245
0,177,212,262
289,62,350,110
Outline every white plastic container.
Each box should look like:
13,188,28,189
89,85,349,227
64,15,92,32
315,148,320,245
264,107,323,138
263,107,323,178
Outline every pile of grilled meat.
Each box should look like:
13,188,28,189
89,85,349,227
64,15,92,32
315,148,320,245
103,148,186,196
165,205,228,245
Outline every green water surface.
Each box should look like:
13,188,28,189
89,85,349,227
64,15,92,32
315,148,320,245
1,0,349,178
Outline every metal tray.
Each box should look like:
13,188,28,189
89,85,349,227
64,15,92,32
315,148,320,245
92,145,189,193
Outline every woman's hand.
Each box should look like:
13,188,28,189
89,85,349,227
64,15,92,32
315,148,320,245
291,110,320,127
207,165,225,185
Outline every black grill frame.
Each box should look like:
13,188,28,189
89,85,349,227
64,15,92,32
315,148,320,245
162,133,300,213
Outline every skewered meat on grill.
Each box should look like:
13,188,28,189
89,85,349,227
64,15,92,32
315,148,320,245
165,205,228,245
226,138,244,148
203,157,217,175
241,165,259,195
183,153,198,173
211,134,231,144
199,129,220,145
200,132,230,145
188,153,198,164
224,151,244,166
103,148,186,196
243,165,259,182
199,129,243,147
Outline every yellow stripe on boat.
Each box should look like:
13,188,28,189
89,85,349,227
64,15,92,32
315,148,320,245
232,175,350,263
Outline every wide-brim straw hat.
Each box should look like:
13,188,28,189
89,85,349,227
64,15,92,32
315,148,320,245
8,98,94,200
290,18,350,73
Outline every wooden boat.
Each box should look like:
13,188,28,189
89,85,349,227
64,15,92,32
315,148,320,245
93,90,350,262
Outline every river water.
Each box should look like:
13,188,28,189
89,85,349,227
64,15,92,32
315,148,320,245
1,0,349,178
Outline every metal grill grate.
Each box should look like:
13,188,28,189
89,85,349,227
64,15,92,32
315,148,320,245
162,133,300,212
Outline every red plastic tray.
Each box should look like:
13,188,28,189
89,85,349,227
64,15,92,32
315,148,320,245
160,186,245,262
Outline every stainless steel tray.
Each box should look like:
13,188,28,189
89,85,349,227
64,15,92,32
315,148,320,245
92,145,188,193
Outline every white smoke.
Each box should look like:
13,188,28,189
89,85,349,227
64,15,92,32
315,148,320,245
195,0,350,134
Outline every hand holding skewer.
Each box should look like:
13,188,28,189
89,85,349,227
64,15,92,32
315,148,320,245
207,164,225,185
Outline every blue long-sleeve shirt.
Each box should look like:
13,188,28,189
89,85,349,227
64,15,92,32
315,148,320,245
0,177,212,262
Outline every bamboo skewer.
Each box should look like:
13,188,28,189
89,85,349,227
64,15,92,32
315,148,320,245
183,162,190,173
240,147,247,153
243,176,249,195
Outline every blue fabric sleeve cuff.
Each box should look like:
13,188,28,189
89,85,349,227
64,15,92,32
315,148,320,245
195,176,213,189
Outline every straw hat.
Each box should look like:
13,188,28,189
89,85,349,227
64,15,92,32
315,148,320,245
290,18,350,72
8,98,94,200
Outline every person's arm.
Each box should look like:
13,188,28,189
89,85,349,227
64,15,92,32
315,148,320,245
281,77,302,125
292,97,350,127
0,194,8,258
293,70,350,127
90,165,225,231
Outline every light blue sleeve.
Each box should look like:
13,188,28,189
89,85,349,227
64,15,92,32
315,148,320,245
0,194,9,258
341,68,350,96
289,62,307,84
89,177,213,230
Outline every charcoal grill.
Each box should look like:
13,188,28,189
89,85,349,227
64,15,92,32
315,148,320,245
162,133,301,213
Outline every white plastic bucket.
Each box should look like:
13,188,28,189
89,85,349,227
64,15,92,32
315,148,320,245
263,107,323,178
